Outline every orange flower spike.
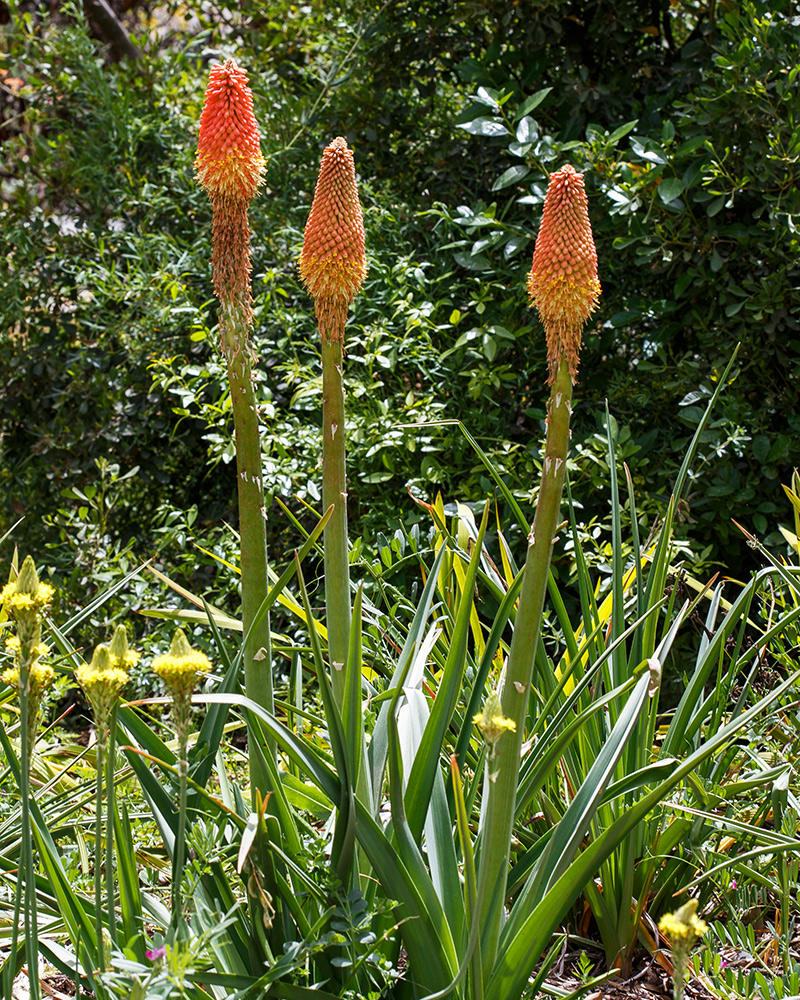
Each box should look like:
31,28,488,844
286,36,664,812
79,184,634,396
299,137,367,343
195,60,265,204
527,164,601,381
195,60,265,334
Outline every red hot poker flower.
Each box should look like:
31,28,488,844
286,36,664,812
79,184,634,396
299,137,367,343
527,164,601,381
195,60,265,204
195,60,265,338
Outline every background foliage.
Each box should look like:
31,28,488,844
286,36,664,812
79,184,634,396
1,0,798,626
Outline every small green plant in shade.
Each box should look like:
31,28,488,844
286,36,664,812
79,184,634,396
659,899,708,1000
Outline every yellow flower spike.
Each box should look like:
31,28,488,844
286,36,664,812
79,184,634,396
151,628,210,699
473,691,517,747
299,136,367,345
1,555,55,618
658,898,708,942
76,643,129,734
527,164,601,383
658,899,707,1000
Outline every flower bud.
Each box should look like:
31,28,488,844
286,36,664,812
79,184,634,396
473,690,516,747
299,137,367,343
152,628,210,698
109,624,141,671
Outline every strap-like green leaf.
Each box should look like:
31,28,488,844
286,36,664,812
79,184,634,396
405,503,490,841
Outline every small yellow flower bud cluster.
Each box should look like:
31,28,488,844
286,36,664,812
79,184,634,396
1,661,56,701
658,898,708,943
0,581,55,616
1,556,54,633
1,556,56,745
658,899,707,1000
4,636,48,659
473,691,517,747
151,629,210,700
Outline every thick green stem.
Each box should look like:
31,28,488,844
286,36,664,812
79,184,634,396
476,359,573,975
223,309,274,797
321,336,351,709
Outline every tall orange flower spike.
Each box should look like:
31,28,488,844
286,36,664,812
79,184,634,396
195,60,265,342
527,164,601,382
299,137,367,344
196,60,265,204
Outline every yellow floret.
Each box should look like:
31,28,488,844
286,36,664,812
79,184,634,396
659,899,708,942
2,661,55,695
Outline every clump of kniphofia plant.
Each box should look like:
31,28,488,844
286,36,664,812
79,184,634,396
299,137,367,344
527,164,601,382
195,60,265,339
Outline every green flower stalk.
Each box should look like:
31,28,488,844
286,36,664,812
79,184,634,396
299,137,367,707
659,899,708,1000
2,556,56,1000
76,625,137,959
152,629,211,921
477,165,601,972
2,644,55,751
195,60,273,792
75,629,135,968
